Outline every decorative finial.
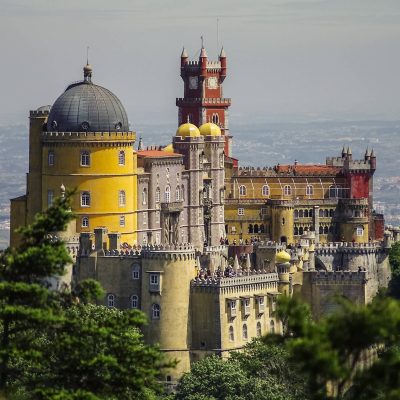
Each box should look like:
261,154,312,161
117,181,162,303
187,115,190,123
201,35,204,48
60,183,66,198
219,46,226,58
138,137,143,151
181,47,188,58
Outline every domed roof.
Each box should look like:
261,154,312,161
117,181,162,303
47,64,129,133
199,122,221,136
275,250,291,264
176,123,200,137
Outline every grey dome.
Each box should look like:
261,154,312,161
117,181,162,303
47,67,129,132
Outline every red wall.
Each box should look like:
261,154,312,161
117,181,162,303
348,173,370,198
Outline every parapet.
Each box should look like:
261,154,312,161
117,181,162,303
42,131,136,142
307,270,367,284
315,241,383,255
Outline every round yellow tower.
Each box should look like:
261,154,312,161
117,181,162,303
270,200,294,244
38,64,138,244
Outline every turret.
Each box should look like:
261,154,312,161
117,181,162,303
200,46,207,77
341,146,347,159
364,148,371,161
370,149,376,170
180,47,188,68
219,47,227,82
347,146,352,160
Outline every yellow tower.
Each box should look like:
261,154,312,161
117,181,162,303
270,200,294,244
11,63,138,246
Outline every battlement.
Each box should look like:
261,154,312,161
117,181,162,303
315,241,383,255
206,61,222,69
191,271,279,288
176,98,231,105
308,270,367,284
42,131,136,142
30,109,50,117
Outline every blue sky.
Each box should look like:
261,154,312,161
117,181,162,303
1,0,400,125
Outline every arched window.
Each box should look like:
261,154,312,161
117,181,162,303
181,184,185,201
294,227,299,235
262,185,270,197
329,209,334,217
299,227,304,235
142,188,147,205
309,209,313,217
248,224,253,234
283,185,292,196
80,150,90,166
329,185,342,198
242,324,248,340
270,320,275,334
229,326,234,341
356,226,364,236
48,150,55,166
119,190,126,207
130,295,138,309
81,191,91,207
306,185,313,196
164,186,171,203
319,226,323,234
294,210,299,218
175,186,181,201
152,304,160,319
81,216,89,228
324,209,329,218
254,224,259,233
107,294,115,308
212,113,219,124
256,322,262,337
119,215,125,227
319,209,324,217
132,264,140,280
299,209,304,218
155,187,160,203
324,226,329,234
118,150,125,166
304,209,309,218
239,185,246,196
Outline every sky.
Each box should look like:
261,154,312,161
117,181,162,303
1,0,400,127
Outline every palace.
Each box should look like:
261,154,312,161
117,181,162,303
9,46,394,383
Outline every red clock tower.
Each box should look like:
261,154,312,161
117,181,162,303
176,46,232,155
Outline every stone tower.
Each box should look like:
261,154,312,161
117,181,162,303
177,46,232,155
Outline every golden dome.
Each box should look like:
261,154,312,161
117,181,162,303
199,122,221,136
176,123,200,137
275,250,291,264
163,143,174,153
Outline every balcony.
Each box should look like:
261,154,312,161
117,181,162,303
161,201,183,213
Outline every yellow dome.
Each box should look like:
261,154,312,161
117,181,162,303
199,122,221,136
176,123,200,137
275,250,291,264
163,143,174,153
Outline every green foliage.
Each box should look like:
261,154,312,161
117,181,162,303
277,295,400,400
174,339,310,400
388,242,400,298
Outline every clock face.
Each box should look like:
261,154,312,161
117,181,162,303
207,76,218,89
188,76,198,90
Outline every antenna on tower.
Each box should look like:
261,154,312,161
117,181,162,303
86,46,90,65
217,17,219,51
201,35,204,48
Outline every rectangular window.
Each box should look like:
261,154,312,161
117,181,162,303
120,215,125,227
238,208,244,216
243,298,251,315
48,151,55,166
356,226,364,236
149,273,161,293
47,190,54,207
80,151,90,166
81,191,91,207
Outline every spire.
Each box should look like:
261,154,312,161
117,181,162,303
200,46,207,58
219,46,226,58
370,148,375,157
138,137,143,151
181,47,188,58
365,148,369,157
245,253,251,272
233,254,240,273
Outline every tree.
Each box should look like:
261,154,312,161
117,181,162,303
277,295,400,400
388,241,400,298
0,193,74,395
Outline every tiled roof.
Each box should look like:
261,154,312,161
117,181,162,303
275,164,341,176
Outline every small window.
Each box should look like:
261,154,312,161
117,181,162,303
120,215,125,227
238,208,244,216
270,320,275,334
118,150,125,166
142,189,147,205
81,216,89,228
242,324,248,340
48,150,55,166
294,210,299,218
356,226,364,236
150,274,159,285
165,186,171,203
152,304,160,319
81,191,91,207
262,185,270,196
80,150,90,166
306,185,313,196
130,295,138,309
256,322,262,337
229,326,234,341
239,185,246,196
47,190,54,207
155,187,160,203
107,294,115,308
132,264,140,280
212,113,219,124
149,273,161,293
119,190,126,207
283,185,292,196
175,187,181,201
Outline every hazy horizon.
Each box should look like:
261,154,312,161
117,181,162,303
1,0,400,127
